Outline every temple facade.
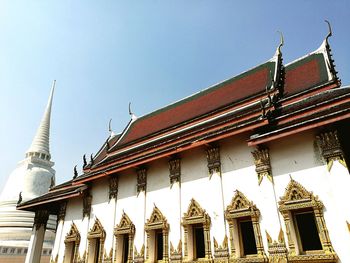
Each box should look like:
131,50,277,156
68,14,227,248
18,27,350,263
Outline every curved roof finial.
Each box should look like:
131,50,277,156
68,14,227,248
324,20,332,45
108,118,112,133
128,102,137,121
274,31,284,57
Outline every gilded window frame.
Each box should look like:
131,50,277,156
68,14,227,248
182,199,212,263
278,179,337,262
87,218,106,263
225,190,267,263
145,206,169,263
114,212,135,263
63,223,81,263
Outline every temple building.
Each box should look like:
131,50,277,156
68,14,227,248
18,26,350,263
0,83,57,263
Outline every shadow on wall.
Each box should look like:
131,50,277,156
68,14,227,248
268,129,324,178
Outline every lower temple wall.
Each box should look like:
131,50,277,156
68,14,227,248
52,131,350,263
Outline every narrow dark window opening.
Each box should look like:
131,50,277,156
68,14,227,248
156,231,163,260
94,239,100,263
294,211,322,251
193,225,205,259
239,219,257,255
122,235,129,263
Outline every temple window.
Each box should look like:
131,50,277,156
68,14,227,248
238,218,258,255
182,199,212,262
293,210,322,252
114,212,135,263
87,218,105,263
225,191,266,261
193,224,205,259
145,206,169,263
279,179,337,262
63,223,80,263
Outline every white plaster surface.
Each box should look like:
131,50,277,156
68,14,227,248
56,130,350,262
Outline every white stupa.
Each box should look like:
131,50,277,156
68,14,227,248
0,82,57,260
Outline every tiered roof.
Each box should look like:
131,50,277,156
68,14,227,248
18,28,349,211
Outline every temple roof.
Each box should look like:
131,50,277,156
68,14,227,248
117,60,277,147
17,31,348,201
82,37,337,175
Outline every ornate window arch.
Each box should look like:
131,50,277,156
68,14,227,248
182,199,212,262
145,206,169,263
114,212,135,263
225,190,267,262
64,223,80,263
87,218,106,263
279,179,337,262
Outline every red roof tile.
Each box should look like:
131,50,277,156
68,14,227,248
118,62,275,145
284,53,329,96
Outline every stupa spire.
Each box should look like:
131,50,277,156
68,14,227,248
26,80,55,160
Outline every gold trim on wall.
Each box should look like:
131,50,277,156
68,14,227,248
182,198,212,262
87,218,106,263
251,148,272,185
206,146,221,178
213,235,229,263
170,241,182,263
316,130,347,171
265,229,287,263
225,190,267,262
169,158,181,187
64,223,81,263
114,212,135,263
145,205,169,263
278,179,338,262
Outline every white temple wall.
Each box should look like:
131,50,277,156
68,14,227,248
220,134,279,254
51,219,64,262
90,177,115,258
55,129,350,262
58,197,88,263
146,159,181,254
115,169,146,255
180,146,226,257
270,130,350,261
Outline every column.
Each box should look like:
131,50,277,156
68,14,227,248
25,210,49,263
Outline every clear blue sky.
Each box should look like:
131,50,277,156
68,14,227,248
0,1,349,191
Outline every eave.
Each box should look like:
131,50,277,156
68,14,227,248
16,184,87,212
248,88,350,146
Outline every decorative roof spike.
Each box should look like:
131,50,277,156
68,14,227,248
128,102,137,121
26,80,56,160
324,20,332,46
274,31,284,57
318,20,339,82
73,165,78,179
83,154,87,167
108,118,115,137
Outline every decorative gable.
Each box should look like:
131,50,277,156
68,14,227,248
182,199,210,227
114,212,135,235
279,179,323,212
65,223,80,244
145,206,168,231
87,218,106,241
225,190,260,219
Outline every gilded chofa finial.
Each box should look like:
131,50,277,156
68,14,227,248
128,102,137,121
73,165,78,179
108,118,112,133
325,20,332,45
274,31,284,57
